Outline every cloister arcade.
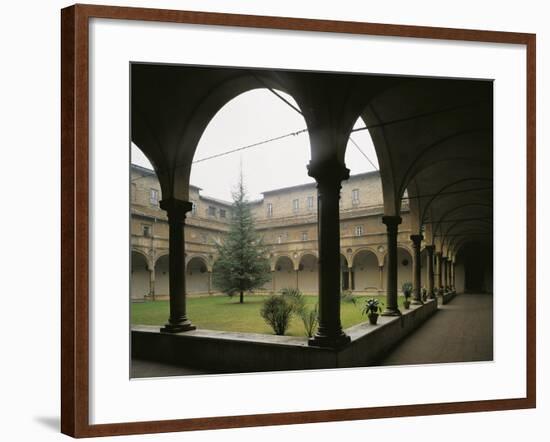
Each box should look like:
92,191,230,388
131,63,493,349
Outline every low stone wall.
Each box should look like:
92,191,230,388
132,299,438,373
338,298,438,367
441,291,457,305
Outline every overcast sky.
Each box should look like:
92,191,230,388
131,89,379,202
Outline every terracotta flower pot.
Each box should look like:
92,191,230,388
368,313,379,325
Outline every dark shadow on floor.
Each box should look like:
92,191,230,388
34,416,59,432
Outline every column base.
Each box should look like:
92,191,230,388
381,308,401,317
160,321,196,333
308,333,351,349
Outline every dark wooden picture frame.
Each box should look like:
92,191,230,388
61,3,536,438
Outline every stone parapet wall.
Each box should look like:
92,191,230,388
131,299,438,373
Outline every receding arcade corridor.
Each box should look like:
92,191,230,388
379,294,493,366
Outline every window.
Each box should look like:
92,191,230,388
150,188,159,206
142,224,151,237
307,195,314,209
208,206,216,217
191,201,197,215
352,188,359,205
219,209,226,218
292,199,299,213
355,225,364,236
277,232,288,244
301,231,308,241
267,203,273,217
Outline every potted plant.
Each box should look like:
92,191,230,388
362,298,383,325
421,287,427,301
402,282,413,309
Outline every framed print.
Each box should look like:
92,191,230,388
61,3,536,438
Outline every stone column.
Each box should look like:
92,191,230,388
295,269,299,290
442,257,448,291
447,258,453,290
426,245,435,299
307,159,350,348
435,252,442,292
149,266,156,301
448,260,453,290
379,265,384,292
451,261,456,290
159,198,196,333
348,267,353,291
382,216,402,316
208,271,213,294
410,234,423,305
271,270,276,293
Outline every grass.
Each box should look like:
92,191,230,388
131,293,405,337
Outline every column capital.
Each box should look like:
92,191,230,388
425,244,435,254
307,158,350,185
442,256,448,262
382,215,402,226
159,198,193,221
410,234,423,246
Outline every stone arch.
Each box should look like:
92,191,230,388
358,109,399,216
297,253,318,294
420,177,492,225
397,129,490,199
131,250,150,300
405,178,423,234
132,65,300,201
131,248,152,270
154,252,169,266
298,250,318,261
186,254,212,272
350,246,380,267
351,249,380,293
274,255,295,292
179,82,305,200
340,254,352,291
186,256,210,294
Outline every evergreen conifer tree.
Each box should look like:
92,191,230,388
212,174,271,303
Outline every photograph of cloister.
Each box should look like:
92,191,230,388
130,63,493,378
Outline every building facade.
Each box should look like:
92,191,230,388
131,164,423,300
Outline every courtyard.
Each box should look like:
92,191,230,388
129,63,494,375
131,293,405,337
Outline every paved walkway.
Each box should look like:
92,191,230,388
379,293,493,366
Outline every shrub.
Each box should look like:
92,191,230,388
300,305,318,338
340,290,358,306
281,287,306,314
362,298,383,316
402,282,413,298
260,295,294,335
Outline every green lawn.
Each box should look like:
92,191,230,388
131,294,405,337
